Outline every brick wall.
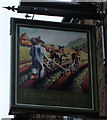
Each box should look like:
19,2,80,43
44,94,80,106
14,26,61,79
103,2,107,116
98,2,107,116
84,2,107,119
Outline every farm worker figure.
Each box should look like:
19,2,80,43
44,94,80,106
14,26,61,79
30,36,50,79
71,47,80,73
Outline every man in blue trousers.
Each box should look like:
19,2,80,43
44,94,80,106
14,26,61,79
30,36,50,79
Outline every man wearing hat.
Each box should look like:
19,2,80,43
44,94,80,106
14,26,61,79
30,36,50,79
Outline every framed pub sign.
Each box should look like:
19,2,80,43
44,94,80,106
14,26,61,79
9,18,99,115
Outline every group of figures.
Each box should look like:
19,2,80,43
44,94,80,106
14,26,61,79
29,36,80,79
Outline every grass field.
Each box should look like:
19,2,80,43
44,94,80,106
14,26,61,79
20,46,32,61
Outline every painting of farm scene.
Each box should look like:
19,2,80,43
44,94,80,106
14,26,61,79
19,27,90,93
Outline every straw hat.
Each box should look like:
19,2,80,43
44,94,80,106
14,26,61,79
31,36,45,45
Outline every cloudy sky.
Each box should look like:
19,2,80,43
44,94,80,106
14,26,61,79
20,26,87,46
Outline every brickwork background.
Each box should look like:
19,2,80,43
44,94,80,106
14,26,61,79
103,2,107,116
84,2,107,119
98,2,107,116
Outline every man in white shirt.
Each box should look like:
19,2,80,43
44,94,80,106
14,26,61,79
30,37,50,79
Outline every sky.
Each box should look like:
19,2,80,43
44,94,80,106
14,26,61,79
0,0,64,119
20,27,87,46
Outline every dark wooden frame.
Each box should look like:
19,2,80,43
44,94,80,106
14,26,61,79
9,18,99,116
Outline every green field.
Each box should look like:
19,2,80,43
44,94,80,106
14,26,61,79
20,46,31,61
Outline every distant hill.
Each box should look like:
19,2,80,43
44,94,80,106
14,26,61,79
66,37,87,49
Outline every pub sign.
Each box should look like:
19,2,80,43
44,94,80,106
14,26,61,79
9,18,98,115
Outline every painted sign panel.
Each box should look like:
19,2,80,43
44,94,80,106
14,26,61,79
10,18,98,115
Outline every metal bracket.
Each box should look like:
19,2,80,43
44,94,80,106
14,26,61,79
97,3,106,65
96,19,106,65
32,14,35,20
2,6,17,12
2,5,102,20
25,14,31,19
